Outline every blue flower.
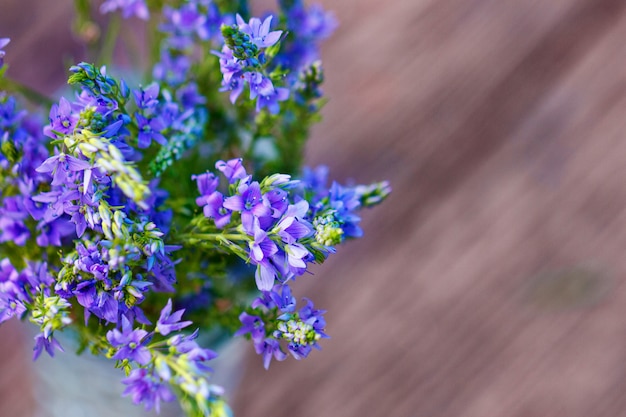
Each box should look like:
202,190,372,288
193,172,219,197
106,316,152,365
235,14,283,49
215,158,247,183
255,337,286,370
133,83,160,111
136,114,167,148
200,191,232,229
270,285,296,313
33,333,64,360
255,86,290,114
0,196,31,245
156,299,192,336
35,153,91,187
43,97,78,138
234,312,265,341
223,181,271,232
122,368,175,413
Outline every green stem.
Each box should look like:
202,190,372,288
152,351,195,383
180,233,249,242
0,77,54,108
146,11,162,78
98,14,121,66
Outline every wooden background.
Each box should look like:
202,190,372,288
4,0,626,416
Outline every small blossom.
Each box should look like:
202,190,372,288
133,83,160,110
136,114,167,148
223,181,271,232
255,337,286,370
193,172,219,197
200,191,232,229
106,316,152,365
44,97,78,138
122,368,175,413
156,299,192,336
36,153,91,186
235,312,265,341
236,14,283,49
215,158,247,183
33,333,64,360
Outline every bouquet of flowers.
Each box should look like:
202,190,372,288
0,1,390,415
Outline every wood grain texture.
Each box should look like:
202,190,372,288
3,1,626,416
235,0,626,416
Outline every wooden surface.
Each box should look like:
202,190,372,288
4,0,626,416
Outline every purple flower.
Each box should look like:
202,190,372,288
153,51,191,86
276,201,313,243
236,14,283,49
223,181,271,232
263,187,289,219
74,280,98,312
156,299,192,336
213,46,243,82
246,72,289,114
0,38,9,69
100,0,149,20
136,114,167,148
122,368,175,413
167,330,218,369
0,260,27,323
74,242,109,280
299,298,327,335
161,4,209,46
176,83,206,109
248,219,278,263
278,1,337,70
328,182,363,238
0,291,25,323
35,153,91,186
247,72,275,98
35,218,75,247
106,316,152,365
133,83,160,110
200,191,232,229
33,333,64,360
256,86,289,114
270,285,296,313
0,196,30,245
214,15,289,113
193,172,219,196
255,337,286,370
255,263,277,292
263,297,328,361
215,158,247,183
43,97,78,138
24,261,54,289
235,312,265,341
283,242,309,270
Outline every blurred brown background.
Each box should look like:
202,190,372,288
4,0,626,416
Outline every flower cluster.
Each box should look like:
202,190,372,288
189,158,389,367
190,157,390,291
277,0,337,77
105,300,225,414
215,15,289,113
0,1,390,416
237,285,327,369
